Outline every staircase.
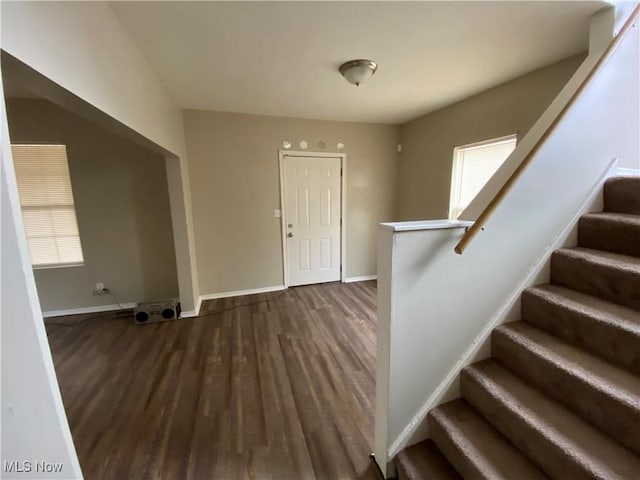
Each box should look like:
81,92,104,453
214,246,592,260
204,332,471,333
395,176,640,480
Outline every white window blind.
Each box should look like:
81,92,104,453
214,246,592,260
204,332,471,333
449,134,517,219
11,144,84,268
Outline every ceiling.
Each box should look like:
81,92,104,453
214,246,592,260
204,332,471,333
110,1,607,125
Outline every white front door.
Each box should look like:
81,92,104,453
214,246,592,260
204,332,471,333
283,155,342,286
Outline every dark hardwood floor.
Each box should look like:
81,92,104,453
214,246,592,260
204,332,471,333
46,281,379,480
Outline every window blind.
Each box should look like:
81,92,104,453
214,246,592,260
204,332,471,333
450,135,517,219
11,144,84,267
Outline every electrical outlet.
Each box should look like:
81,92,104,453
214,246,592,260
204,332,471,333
94,282,106,295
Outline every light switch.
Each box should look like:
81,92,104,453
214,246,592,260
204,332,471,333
273,209,282,218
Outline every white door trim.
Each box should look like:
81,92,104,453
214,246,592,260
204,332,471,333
279,150,347,287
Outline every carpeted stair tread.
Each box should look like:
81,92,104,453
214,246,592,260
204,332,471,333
428,399,548,480
551,247,640,311
461,360,640,480
395,439,462,480
492,321,640,454
578,212,640,258
521,284,640,374
604,176,640,215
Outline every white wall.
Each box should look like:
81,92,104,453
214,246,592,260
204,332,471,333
375,10,639,477
1,1,199,313
1,73,82,479
1,2,182,155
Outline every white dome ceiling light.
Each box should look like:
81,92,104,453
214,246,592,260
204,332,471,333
339,59,378,87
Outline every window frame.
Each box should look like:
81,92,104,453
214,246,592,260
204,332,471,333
11,143,85,269
449,133,517,220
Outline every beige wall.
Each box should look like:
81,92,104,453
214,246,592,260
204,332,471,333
397,54,585,221
183,110,400,294
6,99,178,313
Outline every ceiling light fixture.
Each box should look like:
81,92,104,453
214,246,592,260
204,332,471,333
339,59,378,87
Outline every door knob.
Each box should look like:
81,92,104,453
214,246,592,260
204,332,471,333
287,232,294,238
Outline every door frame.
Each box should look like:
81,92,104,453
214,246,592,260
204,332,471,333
278,150,347,287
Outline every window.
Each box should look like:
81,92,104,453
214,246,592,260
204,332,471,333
11,144,84,268
449,134,517,219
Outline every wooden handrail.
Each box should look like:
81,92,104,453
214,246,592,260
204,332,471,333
455,5,639,255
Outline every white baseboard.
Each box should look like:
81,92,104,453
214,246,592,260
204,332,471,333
185,279,373,318
43,302,136,318
199,285,287,302
180,295,203,319
344,275,377,283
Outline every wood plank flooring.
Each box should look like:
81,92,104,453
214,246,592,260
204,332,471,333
45,281,380,480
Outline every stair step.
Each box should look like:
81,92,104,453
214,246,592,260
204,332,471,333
551,248,640,311
604,176,640,215
579,213,640,258
492,322,640,454
521,284,640,375
395,439,462,480
428,399,548,480
462,360,640,480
